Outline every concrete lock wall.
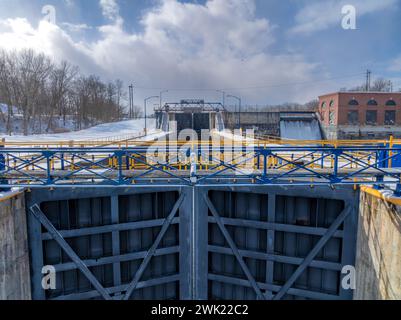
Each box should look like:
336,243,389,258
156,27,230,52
0,191,31,300
222,112,281,136
355,191,401,299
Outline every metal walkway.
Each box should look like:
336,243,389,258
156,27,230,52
1,139,401,188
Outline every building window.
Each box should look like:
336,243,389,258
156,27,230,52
367,99,378,106
347,111,359,125
385,110,396,125
321,101,327,108
386,99,396,106
329,111,335,125
366,110,377,125
329,100,335,107
349,99,359,106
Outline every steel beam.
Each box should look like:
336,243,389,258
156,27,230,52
53,246,180,272
41,217,180,240
29,204,113,300
208,245,342,271
207,216,344,238
273,206,351,300
52,274,180,301
204,195,265,300
122,194,185,300
208,274,340,300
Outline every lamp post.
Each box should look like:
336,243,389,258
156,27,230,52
160,90,169,110
216,90,226,109
144,96,159,135
227,94,242,129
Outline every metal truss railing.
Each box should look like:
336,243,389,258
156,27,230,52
1,144,401,188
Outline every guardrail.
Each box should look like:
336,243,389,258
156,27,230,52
0,143,400,188
0,130,149,148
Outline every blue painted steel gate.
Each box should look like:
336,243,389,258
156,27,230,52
26,186,358,300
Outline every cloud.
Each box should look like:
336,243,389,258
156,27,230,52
0,0,326,104
290,0,397,35
388,55,401,72
64,0,75,7
0,18,96,72
99,0,121,23
62,22,92,32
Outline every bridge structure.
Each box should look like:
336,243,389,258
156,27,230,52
2,134,401,301
0,136,400,190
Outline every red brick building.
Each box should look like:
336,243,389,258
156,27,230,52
318,92,401,139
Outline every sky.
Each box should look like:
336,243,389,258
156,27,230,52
0,0,400,107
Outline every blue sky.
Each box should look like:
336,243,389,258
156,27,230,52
0,0,400,106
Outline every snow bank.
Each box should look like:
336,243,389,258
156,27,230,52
2,118,156,142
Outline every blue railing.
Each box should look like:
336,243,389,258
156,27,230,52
0,143,400,188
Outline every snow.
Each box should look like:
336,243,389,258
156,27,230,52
1,118,157,142
0,103,19,115
0,187,23,200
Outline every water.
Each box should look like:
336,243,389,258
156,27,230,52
280,119,322,140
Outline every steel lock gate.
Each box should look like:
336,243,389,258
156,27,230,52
26,186,358,300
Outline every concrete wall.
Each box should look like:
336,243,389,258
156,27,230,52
321,124,401,140
223,112,281,136
355,191,401,299
0,191,31,300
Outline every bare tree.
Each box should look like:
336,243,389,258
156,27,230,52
46,61,78,131
0,50,127,135
132,105,143,119
370,78,393,92
348,77,393,92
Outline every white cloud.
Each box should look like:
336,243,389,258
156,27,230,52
290,0,397,35
0,0,326,104
64,0,75,7
389,55,401,72
62,22,92,32
99,0,121,23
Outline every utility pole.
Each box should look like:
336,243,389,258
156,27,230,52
366,70,371,92
128,84,134,118
160,90,169,111
128,85,131,118
227,95,242,129
144,96,159,135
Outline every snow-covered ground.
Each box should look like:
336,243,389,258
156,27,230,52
2,118,157,142
0,118,167,199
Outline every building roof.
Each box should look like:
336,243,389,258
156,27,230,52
319,91,401,98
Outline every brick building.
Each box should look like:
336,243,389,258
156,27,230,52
318,92,401,139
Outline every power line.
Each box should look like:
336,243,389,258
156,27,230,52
220,72,365,91
132,72,365,92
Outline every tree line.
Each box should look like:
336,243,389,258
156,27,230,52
0,49,140,135
344,78,400,93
